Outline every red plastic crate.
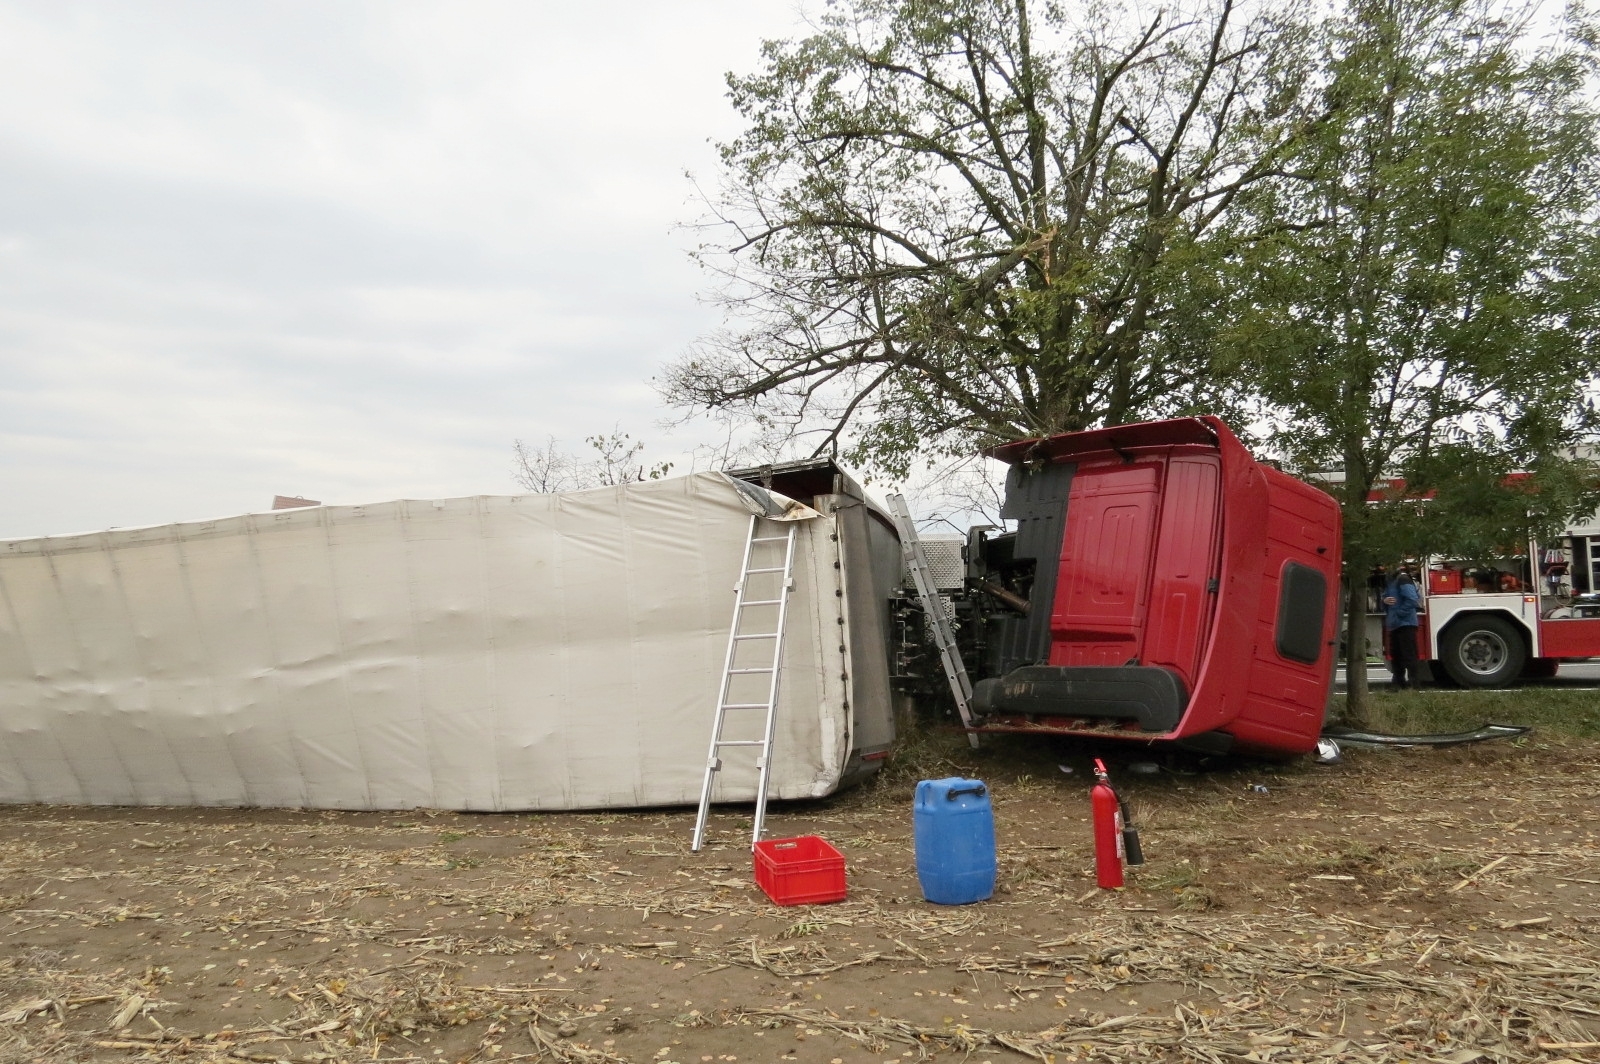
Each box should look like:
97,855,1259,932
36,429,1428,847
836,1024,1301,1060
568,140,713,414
753,835,847,906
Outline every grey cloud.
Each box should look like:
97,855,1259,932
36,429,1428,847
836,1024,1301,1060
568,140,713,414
0,0,800,538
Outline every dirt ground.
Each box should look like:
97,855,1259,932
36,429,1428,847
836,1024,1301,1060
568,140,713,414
4,726,1600,1064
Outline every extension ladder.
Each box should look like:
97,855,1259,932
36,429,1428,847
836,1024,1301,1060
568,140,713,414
691,515,800,852
886,493,980,749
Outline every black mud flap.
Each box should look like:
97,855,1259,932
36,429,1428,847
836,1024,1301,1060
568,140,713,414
1321,722,1531,748
971,665,1187,732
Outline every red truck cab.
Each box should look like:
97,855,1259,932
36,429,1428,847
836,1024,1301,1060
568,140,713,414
969,417,1342,757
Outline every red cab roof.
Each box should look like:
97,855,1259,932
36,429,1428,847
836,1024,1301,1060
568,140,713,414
986,416,1224,465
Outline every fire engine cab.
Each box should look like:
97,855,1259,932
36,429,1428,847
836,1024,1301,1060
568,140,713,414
1405,508,1600,686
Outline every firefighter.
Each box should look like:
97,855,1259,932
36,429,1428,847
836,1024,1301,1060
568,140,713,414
1382,565,1422,689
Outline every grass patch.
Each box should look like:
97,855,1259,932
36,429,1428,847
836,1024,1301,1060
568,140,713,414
1314,839,1384,871
1387,850,1481,882
876,724,1080,793
877,722,975,788
1357,685,1600,739
778,918,827,939
1143,859,1202,890
1136,861,1217,911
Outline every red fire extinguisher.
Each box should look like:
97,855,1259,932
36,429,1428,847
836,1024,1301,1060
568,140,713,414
1091,759,1143,889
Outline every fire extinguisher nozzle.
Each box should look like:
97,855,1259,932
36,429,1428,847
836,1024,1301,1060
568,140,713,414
1123,828,1144,866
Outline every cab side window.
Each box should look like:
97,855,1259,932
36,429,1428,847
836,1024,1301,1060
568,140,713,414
1277,561,1327,665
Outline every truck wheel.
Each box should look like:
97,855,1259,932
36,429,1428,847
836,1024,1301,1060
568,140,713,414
1439,616,1526,688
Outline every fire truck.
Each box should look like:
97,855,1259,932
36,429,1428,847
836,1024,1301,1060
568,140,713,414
1397,509,1600,687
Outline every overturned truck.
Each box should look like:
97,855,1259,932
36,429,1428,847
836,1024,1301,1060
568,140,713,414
0,416,1342,810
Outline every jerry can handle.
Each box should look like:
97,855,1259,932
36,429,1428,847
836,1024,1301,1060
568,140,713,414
946,784,987,800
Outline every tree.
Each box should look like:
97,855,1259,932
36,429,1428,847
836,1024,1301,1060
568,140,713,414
510,430,673,492
511,436,582,493
664,0,1316,477
1221,0,1600,720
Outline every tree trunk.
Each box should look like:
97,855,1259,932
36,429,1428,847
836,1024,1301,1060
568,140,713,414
1340,433,1375,728
1342,565,1372,727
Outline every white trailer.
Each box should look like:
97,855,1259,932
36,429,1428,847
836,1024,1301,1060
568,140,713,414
0,471,900,810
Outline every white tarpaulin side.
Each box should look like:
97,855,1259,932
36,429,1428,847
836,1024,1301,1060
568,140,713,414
0,472,853,810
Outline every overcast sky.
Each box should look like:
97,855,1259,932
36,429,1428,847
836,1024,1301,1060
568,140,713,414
0,0,810,539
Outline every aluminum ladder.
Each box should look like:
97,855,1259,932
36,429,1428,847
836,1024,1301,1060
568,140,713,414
886,493,981,749
691,515,800,852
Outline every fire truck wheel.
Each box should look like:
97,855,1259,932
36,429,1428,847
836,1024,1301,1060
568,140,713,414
1438,615,1527,688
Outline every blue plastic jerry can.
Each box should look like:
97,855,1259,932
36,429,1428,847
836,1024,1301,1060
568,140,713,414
913,777,996,905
